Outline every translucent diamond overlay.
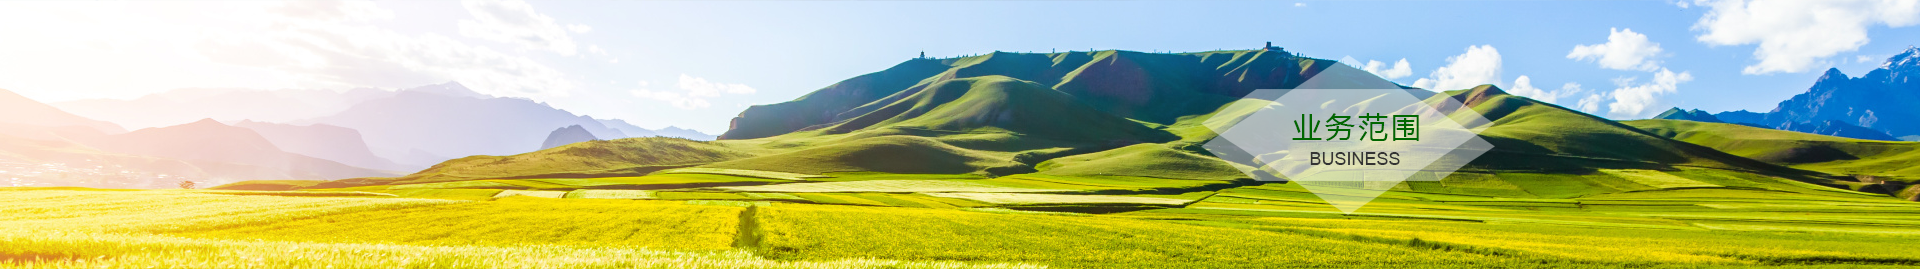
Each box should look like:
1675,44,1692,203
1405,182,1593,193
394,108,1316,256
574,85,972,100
1199,63,1494,214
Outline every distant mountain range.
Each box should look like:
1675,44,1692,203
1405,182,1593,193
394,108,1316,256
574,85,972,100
1707,46,1920,141
49,82,714,169
1,81,716,188
55,87,395,130
1,88,400,188
78,119,394,180
234,120,411,171
1,89,125,135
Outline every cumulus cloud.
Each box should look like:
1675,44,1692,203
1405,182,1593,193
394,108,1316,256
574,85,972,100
1339,56,1413,80
1693,0,1920,74
1568,28,1665,71
1411,45,1502,91
631,75,757,109
1605,69,1694,118
458,0,581,56
1363,59,1413,80
1575,91,1607,114
193,0,574,98
1506,76,1584,104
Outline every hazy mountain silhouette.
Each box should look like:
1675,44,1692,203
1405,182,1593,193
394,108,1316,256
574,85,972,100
234,120,410,171
76,119,395,181
53,87,395,130
301,83,638,166
0,89,125,135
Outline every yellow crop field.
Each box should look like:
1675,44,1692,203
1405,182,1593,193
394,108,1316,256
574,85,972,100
181,196,744,249
493,189,569,198
0,190,1038,269
752,203,1496,267
1599,169,1721,189
922,192,1193,205
716,180,1068,193
566,189,656,199
0,190,458,232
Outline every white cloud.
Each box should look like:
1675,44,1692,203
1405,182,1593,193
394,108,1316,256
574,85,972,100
1606,69,1694,118
1506,76,1583,104
631,75,757,110
186,1,573,98
1363,59,1413,80
1857,54,1886,63
1295,3,1306,7
679,74,757,96
1412,45,1502,91
1575,92,1607,114
458,0,580,56
1568,28,1665,71
631,89,708,109
1694,0,1920,74
567,24,592,33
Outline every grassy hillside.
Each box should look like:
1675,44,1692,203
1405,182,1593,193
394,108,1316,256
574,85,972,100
1034,143,1248,182
1626,119,1920,197
1625,119,1920,175
699,136,1020,175
722,50,1321,140
1439,86,1816,176
325,137,753,187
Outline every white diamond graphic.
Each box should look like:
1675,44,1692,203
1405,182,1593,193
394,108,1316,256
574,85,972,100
1200,62,1494,214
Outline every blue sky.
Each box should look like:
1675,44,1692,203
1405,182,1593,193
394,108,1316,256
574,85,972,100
1,1,1917,134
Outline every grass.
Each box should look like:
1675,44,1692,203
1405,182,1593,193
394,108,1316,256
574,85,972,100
655,168,826,180
566,189,655,199
386,180,524,190
923,192,1195,206
196,190,398,197
1034,143,1249,181
517,174,785,188
207,180,325,191
377,189,502,199
21,50,1920,267
1625,119,1920,191
181,196,743,249
715,179,1069,193
492,190,568,198
754,203,1505,268
0,191,1036,268
985,174,1239,192
1598,169,1721,189
335,137,755,186
655,192,753,200
13,185,1920,267
813,172,988,181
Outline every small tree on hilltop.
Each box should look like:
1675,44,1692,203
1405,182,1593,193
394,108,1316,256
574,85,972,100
178,181,196,189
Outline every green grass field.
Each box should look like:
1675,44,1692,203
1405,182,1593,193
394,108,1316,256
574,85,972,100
9,180,1920,268
15,50,1920,268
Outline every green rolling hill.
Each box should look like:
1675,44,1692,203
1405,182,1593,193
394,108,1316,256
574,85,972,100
1626,119,1920,197
297,49,1894,205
